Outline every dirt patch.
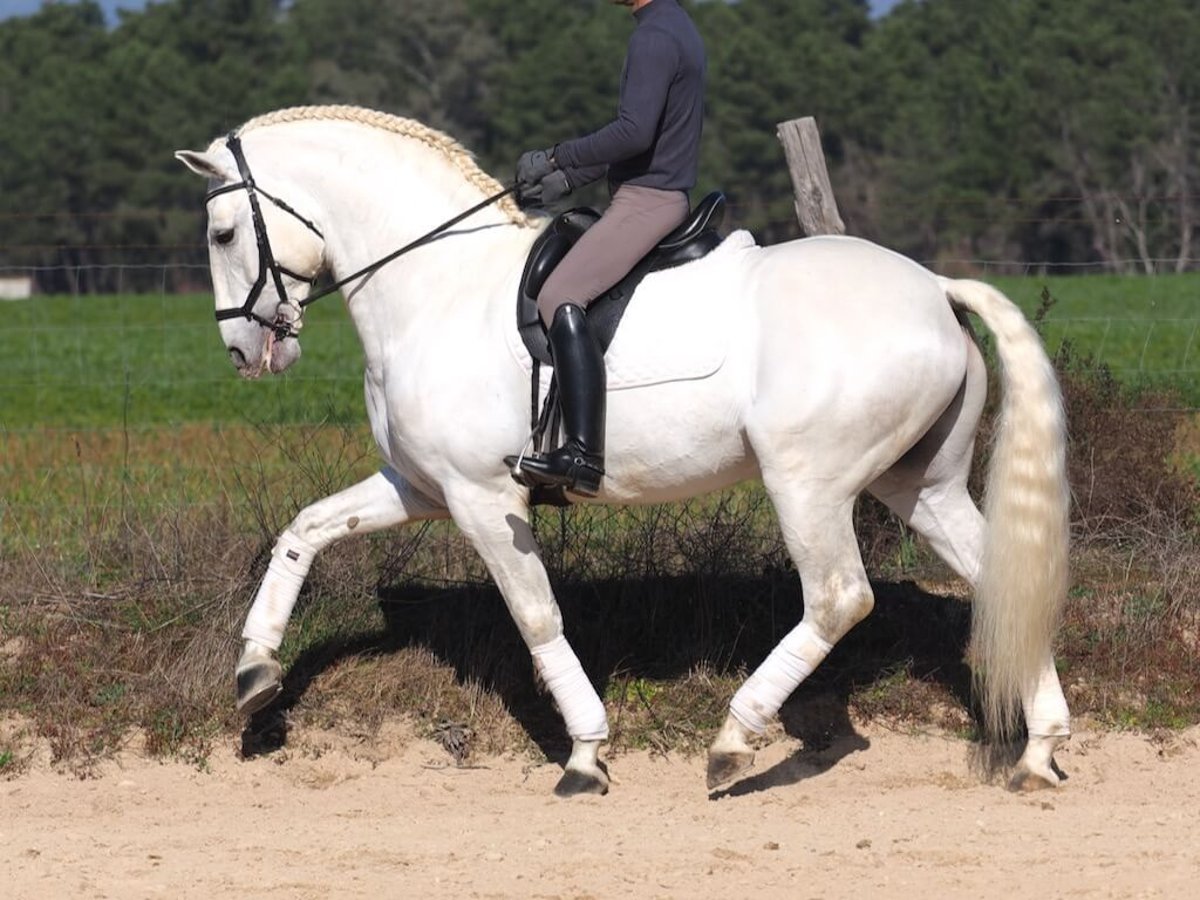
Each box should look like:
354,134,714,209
2,720,1196,899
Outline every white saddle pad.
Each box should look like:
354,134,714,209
506,229,758,392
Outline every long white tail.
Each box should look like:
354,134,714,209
939,277,1070,741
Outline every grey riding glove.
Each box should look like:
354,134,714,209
516,149,556,190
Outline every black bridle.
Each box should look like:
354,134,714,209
206,133,324,339
205,132,515,340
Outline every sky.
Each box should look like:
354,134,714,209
0,1,907,25
0,0,149,21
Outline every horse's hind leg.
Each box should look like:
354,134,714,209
708,483,874,789
873,471,1070,787
236,467,448,716
875,475,1071,788
868,346,1069,789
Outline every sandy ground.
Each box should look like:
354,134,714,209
2,721,1197,900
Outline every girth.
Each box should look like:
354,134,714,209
516,191,726,366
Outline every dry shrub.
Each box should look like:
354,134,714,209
1057,347,1198,531
0,502,258,773
1048,344,1199,728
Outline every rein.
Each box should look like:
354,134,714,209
205,132,515,339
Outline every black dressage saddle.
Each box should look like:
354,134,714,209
516,191,727,366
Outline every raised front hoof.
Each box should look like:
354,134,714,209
554,767,609,797
1007,766,1060,793
706,749,755,790
236,659,283,718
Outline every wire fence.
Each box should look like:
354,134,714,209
3,190,1200,292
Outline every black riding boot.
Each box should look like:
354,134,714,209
516,303,606,496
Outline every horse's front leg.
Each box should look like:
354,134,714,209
236,467,448,716
446,483,609,797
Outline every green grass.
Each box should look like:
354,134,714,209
2,276,1195,549
0,273,1197,431
0,293,365,429
0,420,378,552
990,273,1200,400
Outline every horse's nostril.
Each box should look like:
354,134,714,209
229,347,248,368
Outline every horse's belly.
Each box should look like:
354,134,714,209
599,371,757,504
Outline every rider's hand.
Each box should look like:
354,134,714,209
515,149,556,190
515,170,573,210
539,170,572,205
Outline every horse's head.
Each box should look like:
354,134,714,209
176,138,325,377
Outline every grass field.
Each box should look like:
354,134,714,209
2,273,1197,545
0,271,1197,432
993,273,1200,397
0,293,364,429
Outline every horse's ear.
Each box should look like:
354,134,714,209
175,149,235,182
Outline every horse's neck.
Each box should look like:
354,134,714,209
343,221,532,373
254,122,532,367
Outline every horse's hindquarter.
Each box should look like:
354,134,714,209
743,236,969,489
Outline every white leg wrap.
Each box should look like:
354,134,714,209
241,530,317,652
530,635,609,742
730,622,833,734
1023,662,1071,737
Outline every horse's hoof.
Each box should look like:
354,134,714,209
236,657,283,717
1007,766,1059,792
554,768,609,797
706,749,755,790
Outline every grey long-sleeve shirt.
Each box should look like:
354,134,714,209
554,0,706,195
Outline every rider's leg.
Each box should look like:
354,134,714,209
534,184,689,325
514,185,687,496
516,303,607,495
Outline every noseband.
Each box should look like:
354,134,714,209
204,131,516,341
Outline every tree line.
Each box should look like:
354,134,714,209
0,0,1195,292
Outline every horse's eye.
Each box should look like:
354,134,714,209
214,228,235,246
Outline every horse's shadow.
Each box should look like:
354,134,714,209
242,571,975,789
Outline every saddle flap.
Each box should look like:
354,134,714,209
516,192,727,366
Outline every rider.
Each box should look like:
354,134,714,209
512,0,707,497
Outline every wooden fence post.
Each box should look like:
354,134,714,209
776,117,845,236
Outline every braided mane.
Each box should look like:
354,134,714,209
217,105,536,227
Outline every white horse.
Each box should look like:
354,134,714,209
177,105,1071,796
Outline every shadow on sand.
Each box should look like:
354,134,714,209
241,571,976,782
